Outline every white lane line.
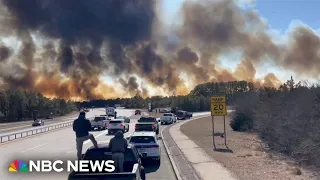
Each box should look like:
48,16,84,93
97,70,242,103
84,130,108,145
66,130,109,154
21,143,48,153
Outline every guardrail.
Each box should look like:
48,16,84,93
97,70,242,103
0,121,73,143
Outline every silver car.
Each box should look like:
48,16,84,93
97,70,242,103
107,119,129,134
160,116,173,125
163,113,177,123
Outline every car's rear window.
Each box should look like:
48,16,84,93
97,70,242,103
130,136,155,143
34,120,41,122
94,117,105,121
138,117,155,122
160,116,171,120
110,120,122,124
176,111,184,116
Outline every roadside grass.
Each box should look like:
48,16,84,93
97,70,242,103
231,85,320,173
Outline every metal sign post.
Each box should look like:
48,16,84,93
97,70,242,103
210,96,227,148
211,116,215,149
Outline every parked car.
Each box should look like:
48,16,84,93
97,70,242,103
135,110,141,115
160,116,173,125
159,108,171,113
90,116,109,130
108,119,129,134
106,107,116,116
136,117,159,135
32,119,44,126
68,144,146,180
117,116,131,123
163,113,177,123
127,131,161,165
175,110,192,120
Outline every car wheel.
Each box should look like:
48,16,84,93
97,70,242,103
140,167,146,180
156,129,159,135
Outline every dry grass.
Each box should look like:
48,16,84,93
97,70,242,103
181,116,318,180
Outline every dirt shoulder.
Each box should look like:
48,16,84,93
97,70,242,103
180,116,318,180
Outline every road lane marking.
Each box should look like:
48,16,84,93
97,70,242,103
21,143,48,153
66,131,110,154
84,130,108,145
0,118,76,131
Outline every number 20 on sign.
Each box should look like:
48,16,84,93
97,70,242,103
211,96,227,116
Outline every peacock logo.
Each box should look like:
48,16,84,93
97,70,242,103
9,160,29,172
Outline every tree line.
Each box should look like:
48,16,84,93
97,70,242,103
80,80,255,112
0,80,253,123
0,89,77,123
231,77,320,171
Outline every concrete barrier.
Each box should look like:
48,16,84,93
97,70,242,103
0,121,73,143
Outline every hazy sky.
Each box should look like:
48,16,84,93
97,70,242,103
160,0,320,82
1,0,320,98
162,0,320,30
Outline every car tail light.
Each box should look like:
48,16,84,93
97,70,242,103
120,123,124,127
152,124,155,130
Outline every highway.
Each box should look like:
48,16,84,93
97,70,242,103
0,108,177,180
0,112,80,134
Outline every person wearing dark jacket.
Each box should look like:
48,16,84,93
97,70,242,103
73,111,98,160
108,131,128,172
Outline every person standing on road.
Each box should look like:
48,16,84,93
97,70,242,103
73,111,98,160
108,131,128,172
114,111,117,119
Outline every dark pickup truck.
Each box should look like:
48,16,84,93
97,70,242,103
175,110,193,120
136,117,159,135
68,144,146,180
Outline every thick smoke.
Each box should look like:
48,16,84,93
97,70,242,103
0,0,319,100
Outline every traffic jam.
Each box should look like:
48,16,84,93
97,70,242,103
68,105,192,180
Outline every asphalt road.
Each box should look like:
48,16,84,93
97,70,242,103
0,109,109,134
0,112,80,134
0,108,177,180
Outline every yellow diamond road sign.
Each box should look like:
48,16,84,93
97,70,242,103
211,96,227,116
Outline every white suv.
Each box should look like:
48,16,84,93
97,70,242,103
163,113,177,123
127,131,161,165
107,119,129,134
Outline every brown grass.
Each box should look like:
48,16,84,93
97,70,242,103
181,116,318,180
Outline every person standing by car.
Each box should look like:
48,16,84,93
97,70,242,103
108,131,128,172
73,111,98,160
114,111,117,119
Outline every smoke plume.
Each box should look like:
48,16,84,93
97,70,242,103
0,0,319,100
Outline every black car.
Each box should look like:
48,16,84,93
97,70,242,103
68,144,146,180
175,110,192,120
135,110,141,115
32,119,44,126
